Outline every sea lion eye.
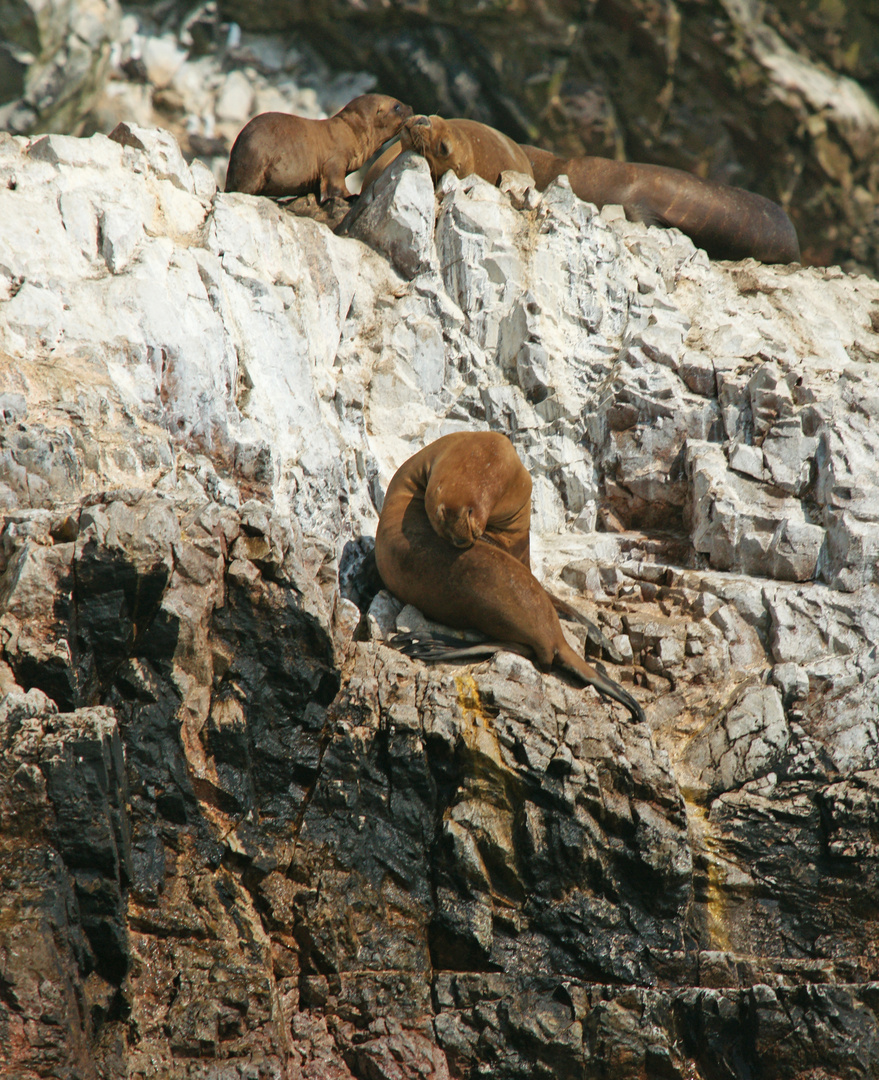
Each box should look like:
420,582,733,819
394,102,402,113
439,140,451,157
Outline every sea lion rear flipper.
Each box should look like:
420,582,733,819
555,643,646,725
583,669,646,725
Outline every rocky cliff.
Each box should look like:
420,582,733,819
214,0,879,273
1,124,879,1078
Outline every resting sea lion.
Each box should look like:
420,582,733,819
375,432,644,723
401,115,533,185
420,429,620,659
520,145,800,264
224,94,413,201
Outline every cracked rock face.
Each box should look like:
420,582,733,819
2,126,879,1078
0,0,121,135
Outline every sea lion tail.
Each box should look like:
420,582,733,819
545,590,624,663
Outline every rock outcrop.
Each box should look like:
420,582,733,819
2,0,866,276
2,123,879,1077
0,0,120,134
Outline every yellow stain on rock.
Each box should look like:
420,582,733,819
684,796,733,954
454,674,484,723
454,674,505,770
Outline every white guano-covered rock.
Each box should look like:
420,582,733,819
1,123,879,752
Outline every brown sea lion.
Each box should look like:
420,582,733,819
421,431,624,661
375,432,644,723
224,94,413,201
401,115,533,186
520,145,800,264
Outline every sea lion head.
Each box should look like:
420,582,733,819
425,480,486,549
402,115,458,180
339,94,414,138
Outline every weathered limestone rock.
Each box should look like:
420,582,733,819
0,0,121,135
341,150,438,281
2,124,879,1077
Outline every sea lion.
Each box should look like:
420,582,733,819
224,94,413,201
375,432,645,723
520,145,800,264
422,431,623,660
402,115,533,186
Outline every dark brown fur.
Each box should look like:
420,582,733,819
521,145,800,264
225,94,413,201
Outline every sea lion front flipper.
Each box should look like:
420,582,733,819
319,156,353,202
390,630,530,664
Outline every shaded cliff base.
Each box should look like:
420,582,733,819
3,470,879,1078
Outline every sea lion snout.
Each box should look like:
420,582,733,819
402,115,431,153
431,500,482,547
450,507,481,546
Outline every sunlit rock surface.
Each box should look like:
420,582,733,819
2,126,879,1078
0,0,120,134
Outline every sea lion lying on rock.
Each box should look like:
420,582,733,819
375,432,644,724
224,93,413,201
362,114,533,189
521,145,800,264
